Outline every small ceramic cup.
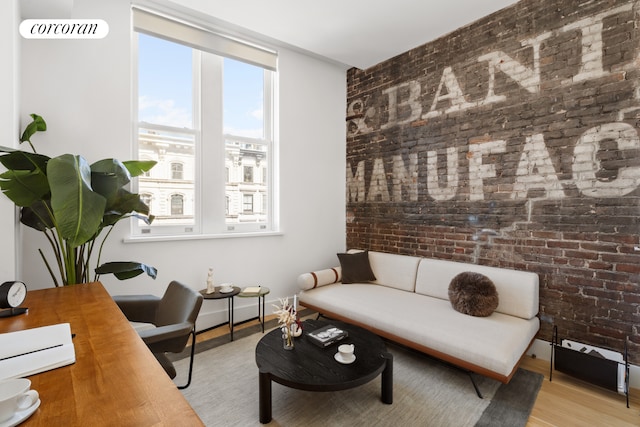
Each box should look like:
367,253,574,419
338,344,355,359
0,378,39,422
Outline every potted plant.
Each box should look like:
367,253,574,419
0,114,157,286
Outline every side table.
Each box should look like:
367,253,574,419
238,286,270,332
200,286,241,341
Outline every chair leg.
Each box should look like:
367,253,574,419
177,328,197,390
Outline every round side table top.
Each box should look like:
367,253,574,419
238,286,270,297
199,286,241,299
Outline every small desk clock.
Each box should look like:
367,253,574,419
0,281,28,317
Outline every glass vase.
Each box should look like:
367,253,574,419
282,325,294,350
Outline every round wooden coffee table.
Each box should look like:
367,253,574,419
255,318,393,423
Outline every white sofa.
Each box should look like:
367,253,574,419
297,251,539,389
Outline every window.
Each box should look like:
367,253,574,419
171,194,184,215
243,166,253,183
132,7,277,236
171,162,184,180
243,194,254,213
141,193,152,210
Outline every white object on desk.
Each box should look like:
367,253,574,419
0,323,76,380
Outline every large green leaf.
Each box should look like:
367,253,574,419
19,114,46,144
0,169,50,207
20,200,55,231
0,148,50,172
122,160,157,178
95,261,158,280
90,159,133,208
91,159,131,186
48,154,106,248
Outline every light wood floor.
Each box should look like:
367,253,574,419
520,356,639,427
197,316,640,426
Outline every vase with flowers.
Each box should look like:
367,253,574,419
273,297,301,350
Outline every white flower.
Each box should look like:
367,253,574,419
273,297,296,326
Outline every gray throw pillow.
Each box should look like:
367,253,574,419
448,271,499,317
337,251,376,284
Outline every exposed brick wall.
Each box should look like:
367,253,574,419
346,0,640,364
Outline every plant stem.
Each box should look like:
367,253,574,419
38,249,59,287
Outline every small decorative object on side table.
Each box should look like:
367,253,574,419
206,268,215,294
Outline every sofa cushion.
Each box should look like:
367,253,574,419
299,284,539,378
448,272,499,317
368,251,422,292
415,258,539,320
337,251,376,284
297,267,341,290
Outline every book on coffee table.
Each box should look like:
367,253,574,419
306,324,348,348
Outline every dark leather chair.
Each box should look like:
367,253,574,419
114,281,203,389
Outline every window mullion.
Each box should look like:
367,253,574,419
200,52,225,234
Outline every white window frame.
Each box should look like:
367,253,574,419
130,5,278,238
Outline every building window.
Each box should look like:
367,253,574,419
244,166,253,183
132,7,277,236
243,194,254,213
171,194,184,215
141,193,153,211
171,162,184,180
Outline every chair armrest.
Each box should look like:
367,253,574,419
113,295,161,324
139,322,194,353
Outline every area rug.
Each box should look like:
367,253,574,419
174,327,542,427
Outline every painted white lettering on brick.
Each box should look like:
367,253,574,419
352,4,634,133
427,147,459,201
348,122,640,203
573,122,640,197
478,31,552,103
382,82,422,128
367,158,390,202
561,3,632,83
423,67,476,119
468,140,506,201
347,98,375,136
392,153,419,201
512,134,566,199
347,160,366,202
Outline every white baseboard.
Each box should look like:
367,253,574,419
527,338,640,390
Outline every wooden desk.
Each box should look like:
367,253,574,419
0,282,203,426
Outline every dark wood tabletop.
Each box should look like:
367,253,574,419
255,318,392,423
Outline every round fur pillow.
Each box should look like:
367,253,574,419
448,272,499,317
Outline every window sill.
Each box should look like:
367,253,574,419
124,230,283,243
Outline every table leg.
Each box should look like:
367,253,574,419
259,370,272,423
260,295,265,333
229,296,234,341
381,352,393,404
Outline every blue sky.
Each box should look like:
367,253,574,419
138,33,264,138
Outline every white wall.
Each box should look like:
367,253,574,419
19,0,347,330
0,0,20,282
